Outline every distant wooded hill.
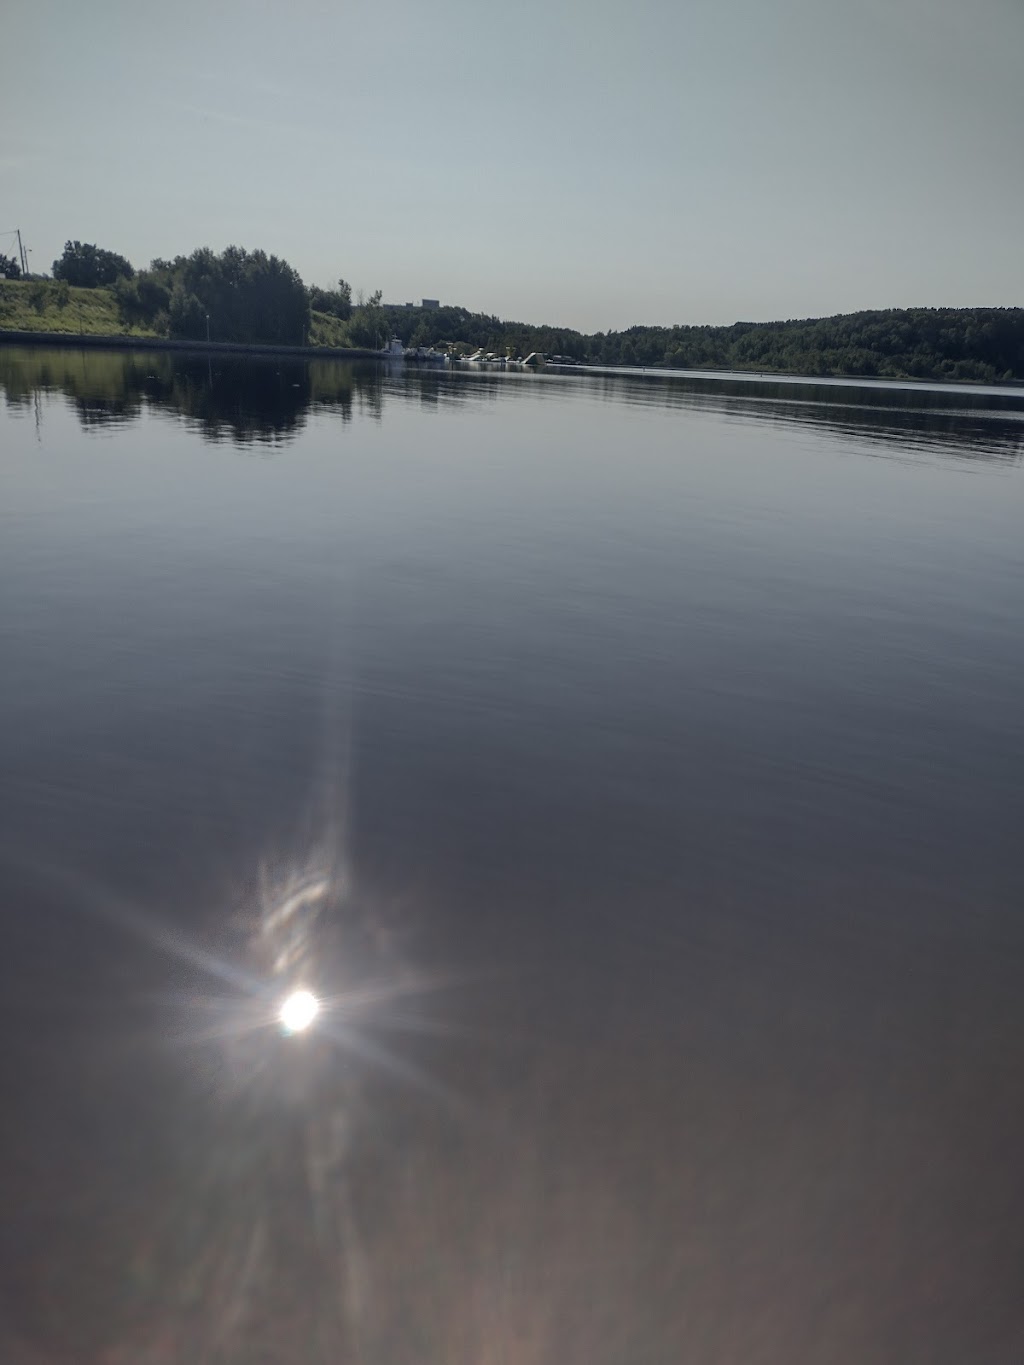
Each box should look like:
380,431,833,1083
587,309,1023,382
1,240,1021,382
373,305,1023,382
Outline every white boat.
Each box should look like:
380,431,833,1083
380,336,405,359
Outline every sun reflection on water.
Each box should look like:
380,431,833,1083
278,988,320,1034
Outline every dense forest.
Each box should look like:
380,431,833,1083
351,305,1023,382
1,239,1020,382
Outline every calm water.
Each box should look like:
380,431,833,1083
2,347,1023,1363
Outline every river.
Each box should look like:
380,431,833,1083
1,347,1023,1363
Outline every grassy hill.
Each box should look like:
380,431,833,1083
0,280,355,350
308,310,352,347
0,278,158,337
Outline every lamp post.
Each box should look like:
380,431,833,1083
205,313,211,345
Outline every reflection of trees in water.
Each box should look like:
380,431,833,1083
158,358,315,445
0,348,389,446
2,346,1021,460
590,371,1024,463
1,348,142,420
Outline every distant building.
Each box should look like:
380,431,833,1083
421,298,440,310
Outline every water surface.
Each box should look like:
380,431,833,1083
2,348,1023,1363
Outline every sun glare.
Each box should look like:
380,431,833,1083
279,989,320,1034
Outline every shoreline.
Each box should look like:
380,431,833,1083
0,328,381,361
1,328,1022,394
557,361,1024,398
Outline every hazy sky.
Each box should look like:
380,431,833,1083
2,0,1021,331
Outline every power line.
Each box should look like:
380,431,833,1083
0,228,30,275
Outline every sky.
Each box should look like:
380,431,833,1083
1,0,1021,332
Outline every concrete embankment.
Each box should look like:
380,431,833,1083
0,329,382,360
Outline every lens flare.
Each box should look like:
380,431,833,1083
279,989,320,1034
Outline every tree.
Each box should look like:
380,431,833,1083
165,245,309,345
307,277,353,322
347,289,387,348
114,273,171,329
168,284,206,339
53,240,134,287
0,252,21,280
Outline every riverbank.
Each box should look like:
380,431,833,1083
0,328,382,361
4,275,1021,383
0,277,152,339
0,277,360,354
4,330,1022,393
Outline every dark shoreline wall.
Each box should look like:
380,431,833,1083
0,329,380,361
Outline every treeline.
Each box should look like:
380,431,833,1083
17,240,1024,381
381,306,1023,383
113,247,309,346
366,304,585,361
593,310,1024,383
48,239,310,346
334,303,1024,382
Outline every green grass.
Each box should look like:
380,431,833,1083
308,309,353,348
0,284,357,349
0,279,158,337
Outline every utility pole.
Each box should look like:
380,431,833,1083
16,228,27,277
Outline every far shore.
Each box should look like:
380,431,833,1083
1,328,1022,393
